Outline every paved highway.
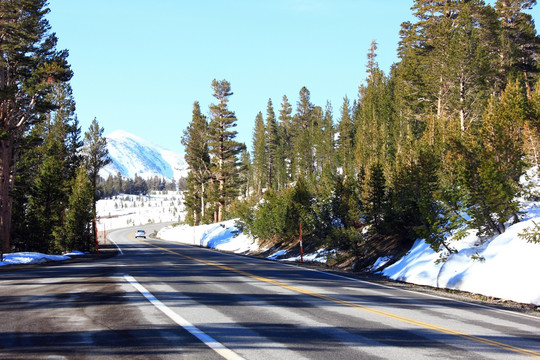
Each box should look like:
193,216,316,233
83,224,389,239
0,224,539,359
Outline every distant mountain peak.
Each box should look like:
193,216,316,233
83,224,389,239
100,130,187,181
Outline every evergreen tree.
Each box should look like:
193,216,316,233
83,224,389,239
265,99,279,190
252,111,267,196
495,0,539,95
336,96,355,178
57,165,94,252
354,42,394,172
207,79,244,222
397,0,497,137
25,147,65,253
182,101,211,224
317,101,335,186
362,162,387,231
291,87,316,180
451,80,527,236
82,118,111,235
276,95,293,189
239,147,252,198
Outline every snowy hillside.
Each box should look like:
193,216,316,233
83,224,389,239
100,130,188,181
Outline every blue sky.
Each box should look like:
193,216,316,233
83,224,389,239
46,1,539,154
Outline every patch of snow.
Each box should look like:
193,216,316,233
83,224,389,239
267,250,287,260
382,217,540,305
0,252,70,266
282,248,330,263
64,251,85,256
370,256,392,272
157,219,260,254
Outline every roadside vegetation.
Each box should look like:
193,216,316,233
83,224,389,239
182,1,540,269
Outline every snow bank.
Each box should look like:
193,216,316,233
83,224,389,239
0,252,70,266
382,217,540,305
157,219,260,254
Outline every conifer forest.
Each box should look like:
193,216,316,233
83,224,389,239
182,1,540,266
0,1,110,255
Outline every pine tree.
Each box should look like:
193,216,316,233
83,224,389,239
354,42,394,172
397,0,497,137
317,101,335,185
495,0,539,95
336,96,355,178
82,118,111,236
362,162,387,231
451,80,527,236
207,79,244,222
265,99,279,190
239,147,252,198
182,101,211,224
0,0,72,253
291,87,316,180
57,165,94,252
252,111,267,196
276,95,293,189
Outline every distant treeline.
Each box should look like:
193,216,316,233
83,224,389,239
97,174,185,198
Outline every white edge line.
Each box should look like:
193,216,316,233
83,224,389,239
108,237,123,255
123,274,245,360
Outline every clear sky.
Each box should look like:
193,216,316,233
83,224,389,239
46,0,540,154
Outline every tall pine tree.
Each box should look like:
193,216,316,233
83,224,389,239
82,118,111,239
182,101,211,224
265,99,279,190
252,111,267,196
208,79,244,222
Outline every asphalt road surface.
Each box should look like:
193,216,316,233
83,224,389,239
1,224,539,359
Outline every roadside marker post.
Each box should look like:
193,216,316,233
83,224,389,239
299,217,303,263
94,218,99,254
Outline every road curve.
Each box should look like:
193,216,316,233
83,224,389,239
0,224,539,359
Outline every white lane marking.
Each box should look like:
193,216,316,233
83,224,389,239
108,236,123,255
123,274,245,360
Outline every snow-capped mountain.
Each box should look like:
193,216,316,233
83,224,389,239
99,130,188,181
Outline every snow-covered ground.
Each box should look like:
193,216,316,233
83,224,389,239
96,191,185,230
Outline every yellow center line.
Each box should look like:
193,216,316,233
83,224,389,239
134,237,540,358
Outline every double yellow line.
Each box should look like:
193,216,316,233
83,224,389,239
134,237,540,358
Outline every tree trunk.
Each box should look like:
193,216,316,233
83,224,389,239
218,177,224,223
0,138,14,253
200,181,205,224
460,75,466,133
